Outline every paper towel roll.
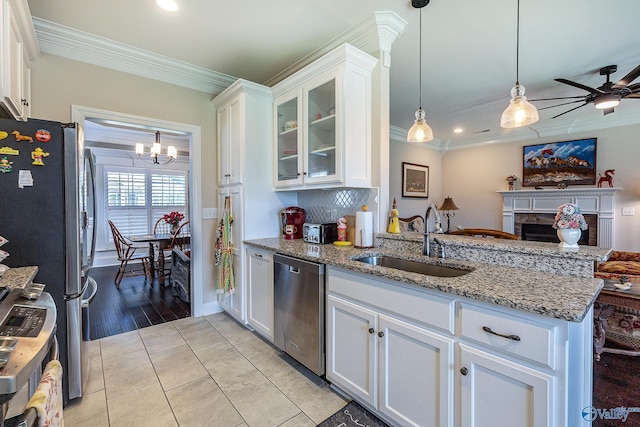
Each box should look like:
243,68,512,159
355,211,373,248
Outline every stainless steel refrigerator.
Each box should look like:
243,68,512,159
0,117,96,405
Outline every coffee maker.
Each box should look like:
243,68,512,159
280,207,306,240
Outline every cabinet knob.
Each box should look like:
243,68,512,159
368,328,375,334
21,99,29,107
378,331,384,338
303,172,307,176
460,367,468,376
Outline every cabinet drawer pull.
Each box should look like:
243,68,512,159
460,367,468,376
482,326,521,342
368,328,375,334
21,99,29,106
254,253,263,258
378,331,384,338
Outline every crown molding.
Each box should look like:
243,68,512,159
32,17,237,95
10,0,40,60
264,11,405,86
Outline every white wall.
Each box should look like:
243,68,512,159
440,123,640,251
389,139,444,223
30,53,220,313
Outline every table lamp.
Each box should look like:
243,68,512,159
439,196,459,233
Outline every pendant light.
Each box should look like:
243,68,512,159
135,131,177,165
500,0,539,128
407,0,433,143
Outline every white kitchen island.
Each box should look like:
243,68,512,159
245,234,609,427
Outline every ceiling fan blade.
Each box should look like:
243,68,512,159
603,107,615,115
627,83,640,92
550,103,588,119
536,100,585,111
555,78,605,94
529,96,585,101
614,64,640,88
626,94,640,98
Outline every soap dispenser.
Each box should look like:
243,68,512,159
387,198,401,234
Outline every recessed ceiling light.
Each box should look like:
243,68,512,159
156,0,178,12
453,128,463,133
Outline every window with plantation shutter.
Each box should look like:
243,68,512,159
105,167,188,246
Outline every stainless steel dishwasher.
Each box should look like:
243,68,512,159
273,253,325,376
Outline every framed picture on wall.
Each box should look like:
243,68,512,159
402,162,429,198
522,138,597,187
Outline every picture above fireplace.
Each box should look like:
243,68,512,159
522,138,597,187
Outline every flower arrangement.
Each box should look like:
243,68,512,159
553,203,588,230
506,175,519,190
163,211,185,226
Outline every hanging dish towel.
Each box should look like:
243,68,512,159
215,195,235,294
24,359,64,427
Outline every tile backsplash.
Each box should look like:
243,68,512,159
298,187,379,228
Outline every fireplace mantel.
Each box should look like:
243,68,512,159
498,187,621,249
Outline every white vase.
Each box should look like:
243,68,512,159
557,228,581,249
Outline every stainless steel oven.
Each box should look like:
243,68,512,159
273,254,325,376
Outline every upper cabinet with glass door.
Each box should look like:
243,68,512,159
273,44,378,190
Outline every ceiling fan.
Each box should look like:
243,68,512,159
530,64,640,119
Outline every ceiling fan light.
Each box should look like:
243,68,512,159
501,84,539,128
595,94,621,110
407,108,434,142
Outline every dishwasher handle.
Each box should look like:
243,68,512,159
288,266,300,274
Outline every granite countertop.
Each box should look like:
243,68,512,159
245,237,603,323
0,266,38,289
381,232,612,261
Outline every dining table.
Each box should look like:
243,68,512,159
128,233,190,285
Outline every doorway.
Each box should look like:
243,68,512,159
71,105,202,320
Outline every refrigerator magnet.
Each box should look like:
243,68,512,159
0,147,19,155
0,131,8,140
11,131,33,142
31,147,50,166
0,157,13,173
35,129,51,142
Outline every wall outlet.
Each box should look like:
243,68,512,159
622,207,635,216
203,207,217,219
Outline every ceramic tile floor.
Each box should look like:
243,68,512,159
63,312,349,427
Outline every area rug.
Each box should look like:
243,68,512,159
317,401,390,427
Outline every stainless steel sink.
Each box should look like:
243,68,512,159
354,256,472,277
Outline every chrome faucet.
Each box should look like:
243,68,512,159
422,203,443,256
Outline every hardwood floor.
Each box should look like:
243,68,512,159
87,265,190,340
592,342,640,426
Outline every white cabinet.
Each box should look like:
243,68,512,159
326,266,592,427
272,43,377,190
459,344,553,427
212,80,295,324
327,269,454,427
246,247,274,342
216,93,244,186
0,0,37,120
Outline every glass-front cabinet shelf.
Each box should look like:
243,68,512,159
272,43,377,190
275,95,301,185
306,78,336,181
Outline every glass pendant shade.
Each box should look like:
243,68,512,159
500,84,539,128
407,108,434,142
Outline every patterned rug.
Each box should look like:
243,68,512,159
317,401,390,427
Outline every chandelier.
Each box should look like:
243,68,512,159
135,131,177,165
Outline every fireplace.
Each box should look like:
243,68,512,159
498,187,620,248
520,220,593,246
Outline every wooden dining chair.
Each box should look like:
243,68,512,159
170,220,190,251
108,220,150,288
152,217,181,279
450,228,520,240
